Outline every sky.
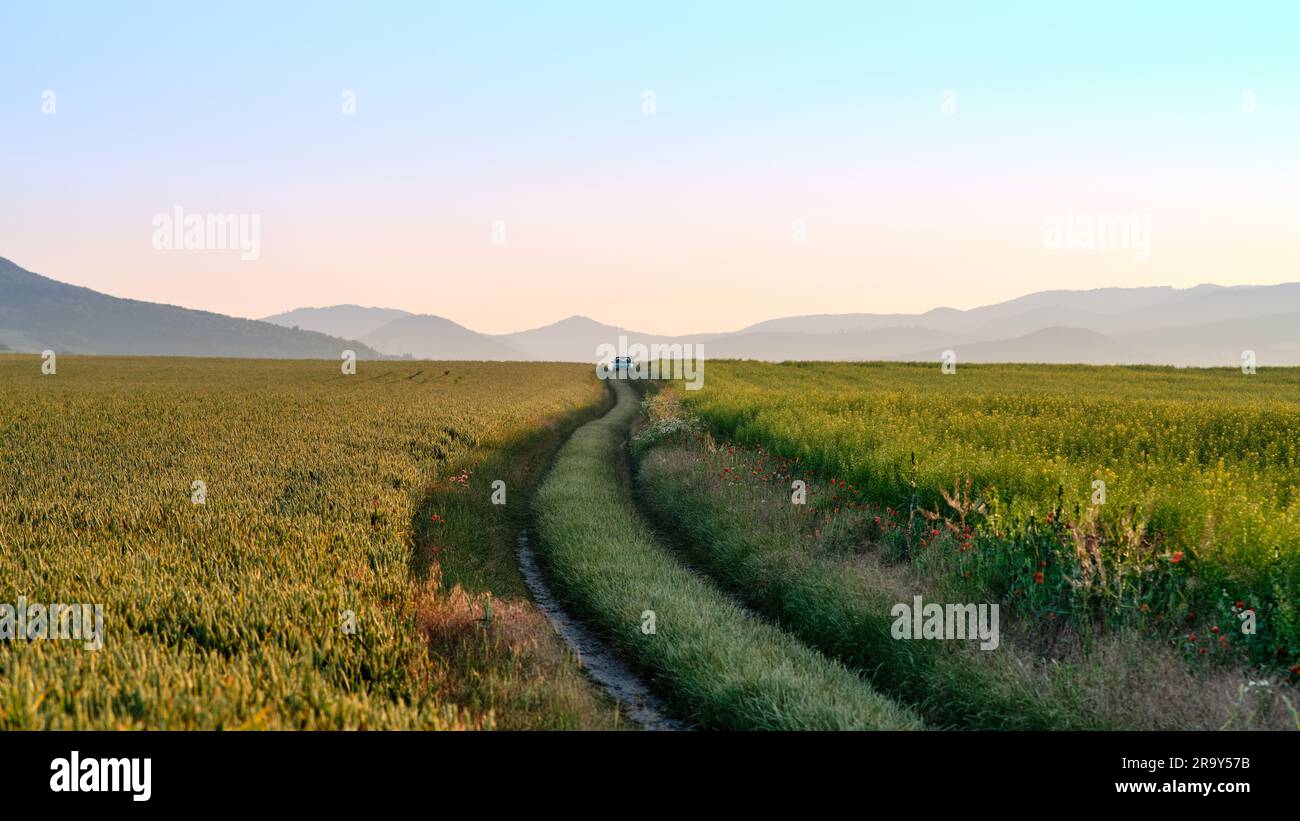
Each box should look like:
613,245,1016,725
1,1,1298,335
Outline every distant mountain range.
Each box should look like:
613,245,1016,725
265,283,1300,367
2,256,1297,365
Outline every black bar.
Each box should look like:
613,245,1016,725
9,730,1290,809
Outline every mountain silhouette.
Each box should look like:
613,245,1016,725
262,305,413,340
0,257,379,359
7,256,1298,365
360,314,525,360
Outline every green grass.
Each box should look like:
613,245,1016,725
532,378,922,730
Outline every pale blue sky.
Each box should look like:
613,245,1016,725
2,1,1297,333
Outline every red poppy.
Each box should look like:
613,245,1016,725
1170,551,1184,563
1033,571,1044,585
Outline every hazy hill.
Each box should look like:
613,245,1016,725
495,315,627,361
738,312,925,335
360,314,525,360
1095,284,1300,334
492,315,723,362
703,326,977,361
262,305,412,340
727,283,1299,365
746,283,1299,339
938,285,1198,333
904,327,1137,365
0,258,380,359
1119,310,1300,367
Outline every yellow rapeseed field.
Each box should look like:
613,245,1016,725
680,361,1300,668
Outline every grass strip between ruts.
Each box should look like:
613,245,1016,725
533,379,921,730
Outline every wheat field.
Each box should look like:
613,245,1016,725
0,355,607,729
